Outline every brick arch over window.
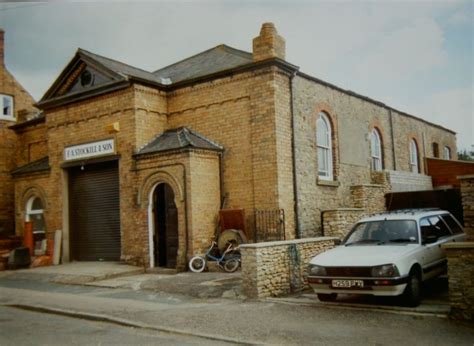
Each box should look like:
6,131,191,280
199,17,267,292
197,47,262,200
313,102,339,180
368,124,385,171
18,185,48,236
19,185,48,213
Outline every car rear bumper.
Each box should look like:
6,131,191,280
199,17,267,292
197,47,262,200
308,275,409,296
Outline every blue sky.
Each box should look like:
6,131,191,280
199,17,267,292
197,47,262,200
1,0,472,150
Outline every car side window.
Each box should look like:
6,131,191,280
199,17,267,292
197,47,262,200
428,216,451,238
441,214,464,235
420,218,436,241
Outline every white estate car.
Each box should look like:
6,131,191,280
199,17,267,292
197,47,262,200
308,209,465,306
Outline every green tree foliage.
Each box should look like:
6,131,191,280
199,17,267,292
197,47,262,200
457,149,474,161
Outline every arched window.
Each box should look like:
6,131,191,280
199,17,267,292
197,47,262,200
409,139,419,173
317,112,333,180
443,146,451,160
432,142,439,158
26,197,45,253
370,129,383,171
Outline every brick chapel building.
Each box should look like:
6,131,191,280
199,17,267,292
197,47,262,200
0,24,457,270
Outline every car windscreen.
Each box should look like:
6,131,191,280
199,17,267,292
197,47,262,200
344,220,418,245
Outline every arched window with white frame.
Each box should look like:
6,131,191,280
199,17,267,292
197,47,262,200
316,112,333,180
443,146,451,160
409,139,419,173
370,128,383,171
26,196,46,254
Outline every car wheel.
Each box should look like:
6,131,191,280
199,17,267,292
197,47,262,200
402,271,421,307
317,293,337,302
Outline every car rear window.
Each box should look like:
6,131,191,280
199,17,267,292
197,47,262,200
441,214,464,234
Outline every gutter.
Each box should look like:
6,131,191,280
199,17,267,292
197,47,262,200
388,109,397,171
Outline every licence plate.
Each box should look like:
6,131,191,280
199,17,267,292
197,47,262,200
331,279,364,288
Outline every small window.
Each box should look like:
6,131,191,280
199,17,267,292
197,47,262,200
443,146,451,160
0,94,14,120
409,139,419,173
316,112,333,180
432,143,439,158
441,214,463,235
26,197,46,254
370,129,383,171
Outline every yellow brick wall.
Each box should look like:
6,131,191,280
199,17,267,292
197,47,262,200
0,64,38,233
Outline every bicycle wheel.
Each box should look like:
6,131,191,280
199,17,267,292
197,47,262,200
223,258,240,273
189,256,206,273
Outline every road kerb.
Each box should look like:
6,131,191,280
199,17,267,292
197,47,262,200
266,297,450,318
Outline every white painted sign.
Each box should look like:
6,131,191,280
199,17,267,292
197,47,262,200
64,138,115,161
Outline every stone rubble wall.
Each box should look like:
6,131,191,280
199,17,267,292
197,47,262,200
350,184,387,215
459,175,474,240
443,243,474,321
442,175,474,321
240,237,337,298
322,209,366,240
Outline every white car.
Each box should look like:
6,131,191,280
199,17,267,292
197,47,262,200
308,209,465,306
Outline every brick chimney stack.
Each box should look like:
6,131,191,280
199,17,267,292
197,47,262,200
252,23,286,62
0,28,4,67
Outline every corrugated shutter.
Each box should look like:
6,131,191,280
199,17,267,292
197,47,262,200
69,161,120,261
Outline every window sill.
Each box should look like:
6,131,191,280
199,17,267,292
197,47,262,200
0,116,16,122
317,178,340,187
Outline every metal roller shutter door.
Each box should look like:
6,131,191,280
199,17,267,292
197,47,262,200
69,161,121,261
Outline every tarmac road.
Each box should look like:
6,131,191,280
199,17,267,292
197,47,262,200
0,275,473,345
0,305,228,345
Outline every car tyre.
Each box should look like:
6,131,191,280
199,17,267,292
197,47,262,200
402,271,421,307
317,293,337,302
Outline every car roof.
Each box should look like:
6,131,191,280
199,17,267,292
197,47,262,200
358,209,449,223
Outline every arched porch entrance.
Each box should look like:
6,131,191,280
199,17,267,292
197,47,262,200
150,183,178,268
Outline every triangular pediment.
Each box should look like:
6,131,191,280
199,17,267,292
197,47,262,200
56,64,115,97
39,50,127,103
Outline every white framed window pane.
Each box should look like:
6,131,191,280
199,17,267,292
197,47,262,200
318,147,327,176
316,112,333,180
31,197,44,211
370,130,382,171
317,119,329,146
1,95,14,118
443,147,451,160
410,140,419,173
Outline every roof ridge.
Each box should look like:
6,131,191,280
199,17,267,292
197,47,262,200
182,127,197,147
152,44,251,75
78,48,156,77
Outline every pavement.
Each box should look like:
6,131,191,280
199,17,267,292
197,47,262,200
0,262,472,345
0,261,452,313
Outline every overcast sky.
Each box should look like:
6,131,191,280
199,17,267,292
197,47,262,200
1,0,472,150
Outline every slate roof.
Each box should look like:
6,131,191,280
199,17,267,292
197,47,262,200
77,45,253,86
137,127,223,156
78,49,161,84
153,45,253,83
11,157,50,176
